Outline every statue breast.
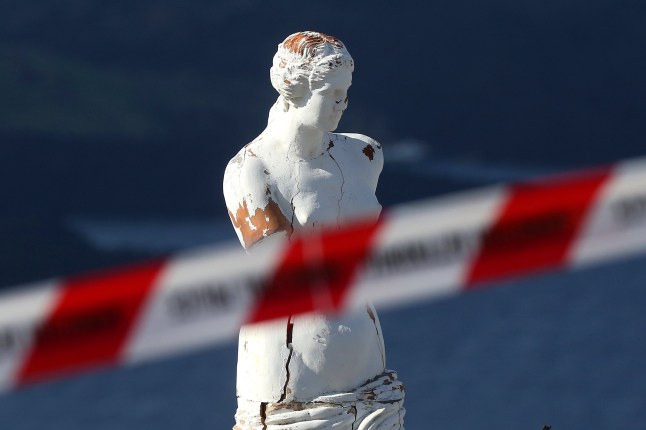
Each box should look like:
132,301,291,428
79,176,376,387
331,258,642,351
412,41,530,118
267,133,383,230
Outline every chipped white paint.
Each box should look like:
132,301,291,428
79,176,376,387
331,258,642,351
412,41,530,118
234,371,405,429
223,31,404,428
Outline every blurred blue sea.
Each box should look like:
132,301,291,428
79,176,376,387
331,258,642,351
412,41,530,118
1,0,645,428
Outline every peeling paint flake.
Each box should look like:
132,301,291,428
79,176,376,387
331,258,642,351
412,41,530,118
230,153,243,166
362,144,375,161
366,306,376,323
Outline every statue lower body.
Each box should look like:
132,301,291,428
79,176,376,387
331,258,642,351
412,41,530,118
233,370,405,429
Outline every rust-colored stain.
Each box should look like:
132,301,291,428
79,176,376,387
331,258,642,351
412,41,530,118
283,32,344,57
267,402,309,413
246,147,258,157
228,198,292,249
362,144,375,161
259,402,267,427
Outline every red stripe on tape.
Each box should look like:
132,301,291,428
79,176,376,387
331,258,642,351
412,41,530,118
248,220,382,323
17,260,165,384
466,168,610,286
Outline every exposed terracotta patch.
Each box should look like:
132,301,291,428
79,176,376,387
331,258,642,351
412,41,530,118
282,32,344,57
362,144,375,161
229,199,293,249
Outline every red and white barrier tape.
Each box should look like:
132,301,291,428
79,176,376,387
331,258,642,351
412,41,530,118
1,157,645,391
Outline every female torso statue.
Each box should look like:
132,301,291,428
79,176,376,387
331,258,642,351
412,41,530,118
224,31,405,429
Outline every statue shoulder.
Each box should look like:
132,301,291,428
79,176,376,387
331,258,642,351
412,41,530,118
335,133,384,168
339,133,382,148
224,143,266,181
223,140,293,250
223,143,269,205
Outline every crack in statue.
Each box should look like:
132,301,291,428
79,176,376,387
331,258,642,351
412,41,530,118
224,31,405,429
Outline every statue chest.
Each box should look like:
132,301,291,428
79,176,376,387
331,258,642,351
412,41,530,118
270,154,380,228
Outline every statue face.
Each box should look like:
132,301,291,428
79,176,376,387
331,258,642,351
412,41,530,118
294,68,352,132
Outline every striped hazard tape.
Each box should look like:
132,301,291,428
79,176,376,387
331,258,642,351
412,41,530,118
1,157,645,392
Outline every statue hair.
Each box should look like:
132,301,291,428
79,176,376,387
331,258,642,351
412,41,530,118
270,31,354,112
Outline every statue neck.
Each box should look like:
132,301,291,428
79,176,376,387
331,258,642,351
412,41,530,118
268,109,326,159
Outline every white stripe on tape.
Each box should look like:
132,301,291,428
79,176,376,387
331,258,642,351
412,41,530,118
348,186,508,310
0,281,60,391
569,157,646,266
124,242,281,363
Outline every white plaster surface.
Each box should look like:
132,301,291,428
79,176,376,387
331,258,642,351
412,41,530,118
223,31,404,428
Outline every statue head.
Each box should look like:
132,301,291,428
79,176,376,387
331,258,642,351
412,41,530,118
270,31,354,115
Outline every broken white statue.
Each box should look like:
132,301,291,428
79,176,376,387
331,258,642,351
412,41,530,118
223,31,405,429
